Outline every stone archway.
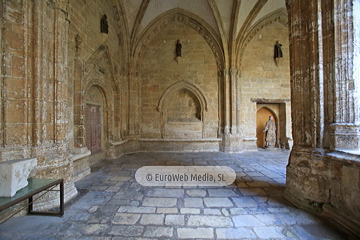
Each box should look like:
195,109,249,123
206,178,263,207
157,80,208,139
256,107,277,148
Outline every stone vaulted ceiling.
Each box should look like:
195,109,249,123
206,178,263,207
120,0,287,56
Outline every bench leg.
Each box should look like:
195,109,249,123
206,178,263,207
60,180,64,216
28,196,33,214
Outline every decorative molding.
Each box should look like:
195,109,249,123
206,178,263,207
251,98,291,103
84,45,119,95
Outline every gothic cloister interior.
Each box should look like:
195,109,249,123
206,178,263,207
0,0,359,238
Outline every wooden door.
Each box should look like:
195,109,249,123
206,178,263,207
85,104,102,153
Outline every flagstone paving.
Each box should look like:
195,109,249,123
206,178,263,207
0,150,357,239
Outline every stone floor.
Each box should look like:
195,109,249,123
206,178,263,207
0,150,357,239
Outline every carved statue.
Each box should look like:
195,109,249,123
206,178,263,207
274,41,283,66
176,39,182,57
101,15,109,34
263,116,276,148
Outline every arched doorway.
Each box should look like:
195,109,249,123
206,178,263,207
256,107,277,148
84,86,105,163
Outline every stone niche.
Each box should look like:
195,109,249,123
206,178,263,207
0,158,37,197
158,80,208,139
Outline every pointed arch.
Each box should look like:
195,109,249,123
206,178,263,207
132,8,224,70
236,8,288,68
157,80,208,113
157,80,209,139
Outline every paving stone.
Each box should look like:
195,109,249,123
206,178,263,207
221,208,230,216
232,197,258,207
177,228,213,239
139,214,164,225
254,226,286,238
208,189,238,197
165,215,185,225
109,176,131,181
204,198,233,207
0,151,352,240
184,198,204,208
186,189,207,197
236,182,248,188
204,208,222,215
89,185,108,191
106,186,121,192
112,213,140,225
109,226,144,236
143,227,173,237
180,208,200,214
229,208,247,215
142,198,177,207
239,187,268,196
146,188,184,197
87,211,113,223
268,207,291,213
117,206,156,213
64,211,91,221
114,191,143,200
246,206,270,214
130,201,140,206
289,225,345,240
188,215,233,227
80,223,110,235
232,215,266,227
216,227,257,239
115,182,125,187
88,206,99,213
255,213,284,225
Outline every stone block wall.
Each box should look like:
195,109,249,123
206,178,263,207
140,22,219,140
240,21,291,149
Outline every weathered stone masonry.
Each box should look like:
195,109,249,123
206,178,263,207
0,0,359,236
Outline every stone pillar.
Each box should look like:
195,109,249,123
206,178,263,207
73,57,86,149
284,0,330,206
128,65,141,137
220,67,245,153
329,0,360,151
30,0,77,204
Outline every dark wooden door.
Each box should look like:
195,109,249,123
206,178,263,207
85,104,102,154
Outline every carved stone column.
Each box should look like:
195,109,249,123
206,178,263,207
329,0,360,151
219,67,245,153
284,0,330,206
128,66,141,137
29,0,77,207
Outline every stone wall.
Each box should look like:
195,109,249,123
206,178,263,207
139,22,219,141
240,21,291,149
0,1,78,219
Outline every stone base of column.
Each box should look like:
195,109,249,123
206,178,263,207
285,146,330,204
220,133,246,153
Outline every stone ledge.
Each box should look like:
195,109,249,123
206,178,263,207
327,150,360,163
139,138,221,142
110,140,128,146
70,150,91,162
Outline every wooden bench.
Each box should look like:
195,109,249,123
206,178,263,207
0,178,64,217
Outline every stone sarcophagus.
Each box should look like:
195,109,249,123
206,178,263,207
0,158,37,197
